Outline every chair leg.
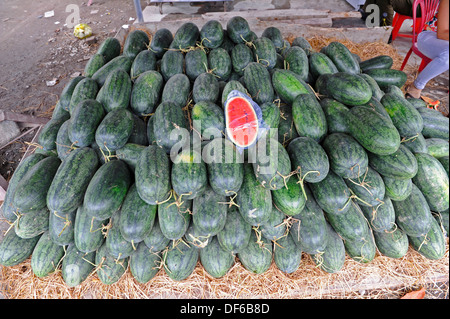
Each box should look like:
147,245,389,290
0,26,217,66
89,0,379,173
391,15,402,42
400,48,413,71
418,58,431,73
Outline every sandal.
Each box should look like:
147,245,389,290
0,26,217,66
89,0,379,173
404,84,422,99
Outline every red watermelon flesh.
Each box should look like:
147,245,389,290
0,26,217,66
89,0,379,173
225,96,259,148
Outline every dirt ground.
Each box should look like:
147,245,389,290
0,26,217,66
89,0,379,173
0,0,137,181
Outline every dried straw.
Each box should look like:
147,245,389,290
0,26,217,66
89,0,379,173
1,240,448,299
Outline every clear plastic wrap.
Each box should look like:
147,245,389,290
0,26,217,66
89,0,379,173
224,90,269,152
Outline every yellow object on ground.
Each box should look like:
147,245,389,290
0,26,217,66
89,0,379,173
73,23,93,39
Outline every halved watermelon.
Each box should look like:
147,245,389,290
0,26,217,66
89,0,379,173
225,90,262,149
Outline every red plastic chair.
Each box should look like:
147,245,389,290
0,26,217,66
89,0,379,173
400,0,440,72
391,13,422,42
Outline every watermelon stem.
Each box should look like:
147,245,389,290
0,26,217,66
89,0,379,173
24,141,43,151
294,168,321,201
255,54,270,68
145,35,157,54
55,141,79,155
352,237,371,263
367,199,387,232
347,166,374,197
308,83,322,101
99,144,118,163
155,189,174,206
400,133,420,144
384,223,398,235
240,34,255,49
6,210,19,236
417,234,431,252
167,45,197,54
312,251,326,269
53,211,72,237
206,67,221,79
197,38,210,54
89,216,111,238
252,226,272,255
156,246,170,272
219,190,240,209
186,232,211,249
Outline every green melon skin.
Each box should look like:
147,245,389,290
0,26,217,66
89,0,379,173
392,184,433,237
192,186,227,237
290,192,328,255
163,240,199,281
287,136,330,184
309,171,352,215
30,231,65,278
237,231,273,275
326,72,372,106
14,208,49,239
344,231,377,264
408,217,446,260
345,166,386,207
252,138,292,191
83,160,132,220
217,206,252,254
325,201,370,242
292,93,328,143
322,133,369,180
346,105,401,156
200,236,235,279
158,196,192,241
135,145,172,206
123,29,150,59
49,209,76,246
119,184,157,245
69,99,105,148
273,234,302,274
61,244,95,287
359,196,396,233
95,108,135,152
152,101,188,154
47,147,99,215
95,243,129,285
0,230,40,267
130,70,164,116
368,144,418,180
143,219,171,253
92,56,133,87
200,20,224,49
271,174,306,217
130,242,161,284
412,152,449,212
312,223,345,274
12,156,61,213
236,164,272,226
96,69,132,113
324,41,360,75
203,138,244,197
373,226,409,259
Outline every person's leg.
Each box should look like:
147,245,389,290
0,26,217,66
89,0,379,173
406,31,449,97
391,0,413,17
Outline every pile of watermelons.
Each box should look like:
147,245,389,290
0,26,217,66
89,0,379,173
0,16,449,287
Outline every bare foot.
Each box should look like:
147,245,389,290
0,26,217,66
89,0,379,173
406,84,422,99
